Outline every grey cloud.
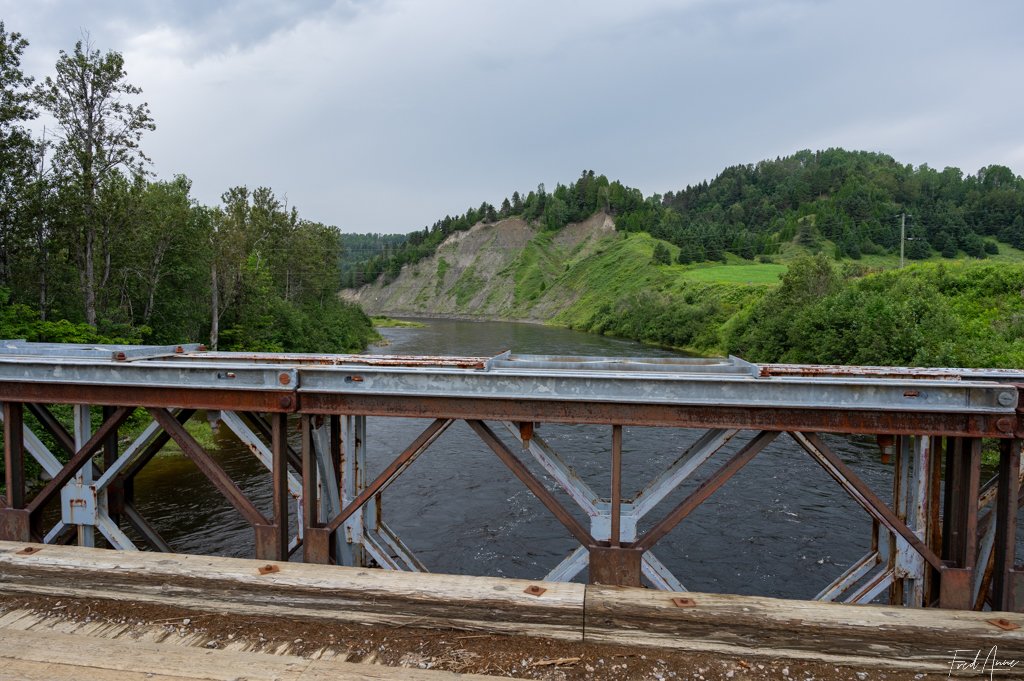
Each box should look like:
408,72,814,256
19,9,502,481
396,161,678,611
3,0,1023,232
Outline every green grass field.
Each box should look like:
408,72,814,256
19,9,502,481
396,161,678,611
681,263,787,284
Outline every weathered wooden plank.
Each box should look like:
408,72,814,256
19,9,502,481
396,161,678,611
2,659,193,681
303,661,499,680
585,585,1024,671
0,628,501,680
0,628,307,680
0,542,584,641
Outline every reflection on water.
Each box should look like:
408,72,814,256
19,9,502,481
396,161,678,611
129,318,1024,599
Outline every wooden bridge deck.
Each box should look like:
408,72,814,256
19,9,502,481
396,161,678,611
0,541,1021,679
0,626,493,680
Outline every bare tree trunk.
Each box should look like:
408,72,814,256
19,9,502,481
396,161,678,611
37,225,48,321
209,259,219,349
36,130,48,321
141,241,168,326
83,225,97,327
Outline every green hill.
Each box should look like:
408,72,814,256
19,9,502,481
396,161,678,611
344,149,1024,367
344,148,1024,288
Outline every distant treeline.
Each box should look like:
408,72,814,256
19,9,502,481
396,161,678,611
345,149,1024,287
0,24,375,352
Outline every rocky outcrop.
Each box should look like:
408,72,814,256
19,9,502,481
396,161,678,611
345,213,617,320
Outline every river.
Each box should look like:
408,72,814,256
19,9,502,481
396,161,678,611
128,319,1016,600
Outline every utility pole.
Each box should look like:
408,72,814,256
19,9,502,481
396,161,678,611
899,213,906,268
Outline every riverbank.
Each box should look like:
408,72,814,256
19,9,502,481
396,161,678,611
370,258,1024,368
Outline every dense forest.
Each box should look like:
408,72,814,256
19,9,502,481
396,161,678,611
346,151,1024,287
0,24,376,352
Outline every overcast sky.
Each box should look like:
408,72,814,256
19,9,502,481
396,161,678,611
4,0,1023,233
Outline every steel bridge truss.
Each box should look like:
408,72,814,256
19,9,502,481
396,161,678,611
0,342,1021,611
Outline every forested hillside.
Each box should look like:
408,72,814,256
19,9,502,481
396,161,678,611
345,150,1024,287
347,149,1024,369
658,149,1022,262
0,24,375,352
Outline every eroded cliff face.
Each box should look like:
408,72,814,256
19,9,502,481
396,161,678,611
345,212,617,320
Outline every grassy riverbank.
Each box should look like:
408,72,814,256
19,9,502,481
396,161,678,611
571,250,1024,368
370,316,427,328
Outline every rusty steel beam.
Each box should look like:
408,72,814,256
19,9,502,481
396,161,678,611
301,416,319,536
795,432,944,572
634,430,780,552
324,418,453,535
299,394,1014,438
102,405,123,519
24,407,133,516
259,412,290,562
941,437,959,562
589,546,643,586
759,364,1024,382
148,407,269,528
927,436,945,604
467,419,595,548
3,403,25,509
123,501,172,553
115,409,196,490
943,438,982,569
993,439,1022,611
1,382,297,413
963,439,982,570
26,403,75,456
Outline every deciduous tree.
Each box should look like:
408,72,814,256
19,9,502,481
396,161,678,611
35,36,154,326
0,22,37,288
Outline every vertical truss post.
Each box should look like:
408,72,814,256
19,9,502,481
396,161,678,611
4,402,25,509
72,405,95,548
301,415,330,564
313,415,347,564
888,437,903,606
590,424,642,586
302,415,347,565
927,436,944,605
327,415,348,565
993,438,1021,611
216,410,304,555
254,412,290,562
340,415,367,566
0,401,29,541
610,425,622,548
889,435,931,607
939,437,981,609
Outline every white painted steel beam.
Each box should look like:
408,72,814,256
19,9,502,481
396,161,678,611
0,342,1016,416
72,405,94,548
